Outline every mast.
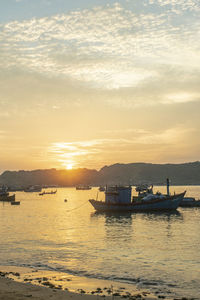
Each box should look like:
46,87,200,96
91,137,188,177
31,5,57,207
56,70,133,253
166,178,170,195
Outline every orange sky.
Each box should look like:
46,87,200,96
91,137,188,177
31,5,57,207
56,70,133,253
0,1,200,173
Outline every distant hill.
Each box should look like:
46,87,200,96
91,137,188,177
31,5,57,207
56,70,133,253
98,162,200,185
0,161,200,188
0,168,98,188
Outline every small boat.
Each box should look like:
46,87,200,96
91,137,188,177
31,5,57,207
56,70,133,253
179,197,200,207
39,190,57,195
99,186,105,192
24,185,42,192
0,186,15,202
43,190,57,194
89,180,186,213
76,185,91,190
0,194,15,202
11,201,20,205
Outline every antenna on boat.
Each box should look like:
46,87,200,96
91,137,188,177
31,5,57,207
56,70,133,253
166,178,170,195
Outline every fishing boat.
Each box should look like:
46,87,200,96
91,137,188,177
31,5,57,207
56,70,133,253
89,181,186,212
179,197,200,207
39,190,57,195
99,186,105,192
0,186,15,202
24,185,42,192
0,193,15,202
76,185,91,190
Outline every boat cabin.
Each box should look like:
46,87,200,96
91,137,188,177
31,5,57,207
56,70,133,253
105,186,132,204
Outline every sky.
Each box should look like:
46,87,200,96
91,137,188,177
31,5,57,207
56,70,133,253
0,0,200,172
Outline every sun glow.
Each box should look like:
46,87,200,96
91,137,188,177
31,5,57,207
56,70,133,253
66,163,74,170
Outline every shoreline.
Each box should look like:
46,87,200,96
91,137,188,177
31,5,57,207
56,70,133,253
0,265,169,300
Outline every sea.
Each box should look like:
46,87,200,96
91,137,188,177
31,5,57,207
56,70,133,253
0,186,200,299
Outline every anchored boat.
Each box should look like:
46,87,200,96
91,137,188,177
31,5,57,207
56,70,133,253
180,197,200,207
0,186,15,202
24,185,42,192
39,190,57,195
76,185,91,190
11,201,20,205
99,186,105,192
89,182,186,212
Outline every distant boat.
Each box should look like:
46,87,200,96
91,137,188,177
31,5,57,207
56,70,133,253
0,186,15,202
76,185,92,190
99,186,105,192
39,190,57,195
179,197,200,207
11,201,20,205
89,181,186,212
0,194,15,202
24,186,42,192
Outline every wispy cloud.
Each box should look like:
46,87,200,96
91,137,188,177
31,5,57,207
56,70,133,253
1,2,200,96
150,0,200,13
48,126,198,168
163,93,200,104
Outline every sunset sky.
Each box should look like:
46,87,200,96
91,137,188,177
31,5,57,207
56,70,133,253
0,0,200,173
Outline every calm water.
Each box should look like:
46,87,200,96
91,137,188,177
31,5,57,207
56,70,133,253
0,186,200,298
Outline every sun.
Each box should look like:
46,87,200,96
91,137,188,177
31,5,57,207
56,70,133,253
61,160,75,170
66,163,73,170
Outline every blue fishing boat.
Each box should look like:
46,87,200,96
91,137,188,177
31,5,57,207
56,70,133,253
89,183,186,212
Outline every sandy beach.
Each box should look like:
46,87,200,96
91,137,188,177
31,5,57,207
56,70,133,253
0,275,102,300
0,266,163,300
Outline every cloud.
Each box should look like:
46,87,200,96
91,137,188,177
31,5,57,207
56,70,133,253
48,126,198,168
163,93,200,104
151,0,200,13
0,1,200,96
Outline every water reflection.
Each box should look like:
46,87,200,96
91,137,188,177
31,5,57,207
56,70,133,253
91,210,184,240
132,210,183,222
91,211,132,221
91,211,133,242
91,210,183,223
131,210,184,239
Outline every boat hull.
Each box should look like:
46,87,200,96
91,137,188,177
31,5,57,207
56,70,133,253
11,201,20,205
89,192,185,212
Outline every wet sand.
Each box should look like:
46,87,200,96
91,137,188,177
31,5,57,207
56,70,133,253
0,266,190,300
